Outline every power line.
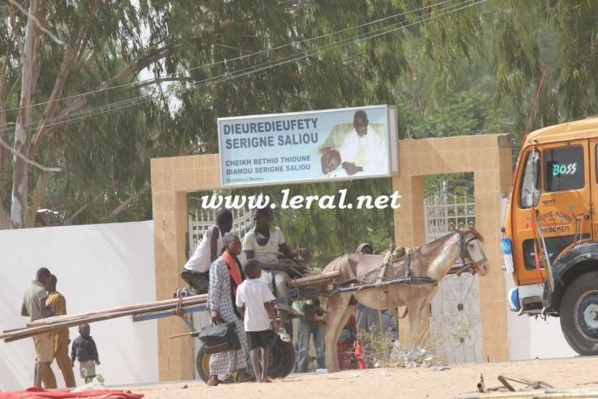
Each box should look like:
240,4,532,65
0,0,471,117
0,0,456,116
1,0,487,135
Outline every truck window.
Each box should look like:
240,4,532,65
543,146,584,192
520,151,541,209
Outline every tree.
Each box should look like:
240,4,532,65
1,0,178,228
3,0,597,232
1,0,416,229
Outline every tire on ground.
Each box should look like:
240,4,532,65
268,338,296,378
196,346,211,383
560,271,598,356
195,338,296,383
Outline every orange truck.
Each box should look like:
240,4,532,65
502,116,598,356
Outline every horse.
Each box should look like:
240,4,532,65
321,227,491,372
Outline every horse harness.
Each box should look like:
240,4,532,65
374,246,437,288
370,231,483,320
323,231,483,302
454,232,487,275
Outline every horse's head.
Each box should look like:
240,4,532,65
457,228,491,276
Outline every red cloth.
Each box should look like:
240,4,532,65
345,315,356,329
0,387,143,399
337,341,358,370
354,341,367,369
222,251,243,297
337,314,359,370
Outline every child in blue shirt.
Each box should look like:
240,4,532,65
71,324,100,384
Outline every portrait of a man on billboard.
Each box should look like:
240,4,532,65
319,110,389,177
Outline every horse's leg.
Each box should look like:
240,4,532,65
407,302,420,349
416,289,437,348
324,293,353,372
407,287,437,349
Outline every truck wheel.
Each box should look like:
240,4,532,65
560,271,598,355
195,338,296,383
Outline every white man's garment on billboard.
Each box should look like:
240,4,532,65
218,105,398,187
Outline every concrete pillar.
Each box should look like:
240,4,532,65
390,134,512,359
150,155,221,380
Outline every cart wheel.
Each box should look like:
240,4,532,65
196,338,296,383
196,347,211,383
268,337,296,379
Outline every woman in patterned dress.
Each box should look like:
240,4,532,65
207,234,250,386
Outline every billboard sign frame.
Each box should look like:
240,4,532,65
218,105,399,188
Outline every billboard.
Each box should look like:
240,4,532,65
218,105,398,187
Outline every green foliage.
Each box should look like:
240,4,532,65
190,177,396,267
270,180,396,266
3,0,598,230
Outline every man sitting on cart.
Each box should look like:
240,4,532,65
243,207,306,343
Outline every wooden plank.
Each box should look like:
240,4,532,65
1,295,207,343
456,390,598,399
456,390,546,399
290,271,341,287
542,390,598,398
24,294,208,328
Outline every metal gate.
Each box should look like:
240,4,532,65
424,186,482,363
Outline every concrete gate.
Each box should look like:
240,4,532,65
150,134,513,380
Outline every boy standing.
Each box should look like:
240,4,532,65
235,259,279,383
71,324,100,384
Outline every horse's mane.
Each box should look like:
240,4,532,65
332,227,484,263
456,227,484,243
427,227,483,245
415,227,483,256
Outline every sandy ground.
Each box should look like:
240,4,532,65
118,356,598,399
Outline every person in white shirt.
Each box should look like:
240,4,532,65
181,210,233,294
243,208,304,342
236,259,279,383
337,110,388,176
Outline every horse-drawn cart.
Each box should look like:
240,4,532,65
0,228,490,380
139,270,344,383
159,226,489,382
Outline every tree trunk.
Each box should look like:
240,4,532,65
0,65,7,229
10,0,41,229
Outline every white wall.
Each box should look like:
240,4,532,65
504,276,577,360
0,221,158,390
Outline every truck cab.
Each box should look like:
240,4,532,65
503,116,598,356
